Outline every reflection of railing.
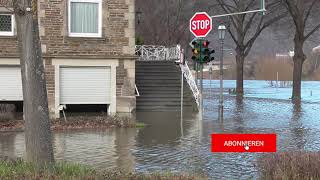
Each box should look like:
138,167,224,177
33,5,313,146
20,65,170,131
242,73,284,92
135,45,180,61
135,84,140,97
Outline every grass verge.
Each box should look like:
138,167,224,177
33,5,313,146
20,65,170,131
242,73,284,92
135,122,146,128
0,113,138,131
257,151,320,180
0,157,205,179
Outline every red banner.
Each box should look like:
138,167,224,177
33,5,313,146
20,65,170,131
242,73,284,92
211,134,277,153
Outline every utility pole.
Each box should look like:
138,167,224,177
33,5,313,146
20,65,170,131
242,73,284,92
218,25,226,119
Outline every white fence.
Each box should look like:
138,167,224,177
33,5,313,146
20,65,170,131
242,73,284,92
135,45,181,61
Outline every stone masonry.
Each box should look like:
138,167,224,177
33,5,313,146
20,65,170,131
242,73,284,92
0,0,136,117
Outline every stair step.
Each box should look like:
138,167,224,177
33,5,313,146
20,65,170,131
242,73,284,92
136,103,193,107
136,105,193,111
137,96,190,102
138,93,186,96
135,60,197,112
137,79,184,81
136,66,181,72
136,61,176,65
136,87,182,90
138,93,192,97
136,64,178,67
136,102,193,106
137,83,181,86
136,73,180,76
136,76,181,80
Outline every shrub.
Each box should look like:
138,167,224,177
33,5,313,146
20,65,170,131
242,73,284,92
255,56,293,81
257,152,320,180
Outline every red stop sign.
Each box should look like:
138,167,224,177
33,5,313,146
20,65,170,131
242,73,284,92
190,12,212,38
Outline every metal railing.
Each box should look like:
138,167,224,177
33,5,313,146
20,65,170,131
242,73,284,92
135,45,180,61
180,62,200,108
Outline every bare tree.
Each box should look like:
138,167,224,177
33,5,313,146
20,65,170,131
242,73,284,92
1,0,54,165
136,0,194,47
282,0,320,101
216,0,287,96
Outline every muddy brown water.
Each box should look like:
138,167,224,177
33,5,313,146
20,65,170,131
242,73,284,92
1,91,320,179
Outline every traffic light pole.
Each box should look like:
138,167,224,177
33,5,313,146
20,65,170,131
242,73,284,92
211,0,266,18
200,63,203,120
190,38,214,120
199,40,203,120
196,63,199,86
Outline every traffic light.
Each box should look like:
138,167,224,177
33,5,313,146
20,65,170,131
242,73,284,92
201,40,210,63
191,39,216,64
200,40,215,64
191,41,200,61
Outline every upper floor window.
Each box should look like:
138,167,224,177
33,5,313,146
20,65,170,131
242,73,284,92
68,0,102,37
0,14,14,36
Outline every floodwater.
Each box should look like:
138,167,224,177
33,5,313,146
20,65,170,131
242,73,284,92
1,81,320,179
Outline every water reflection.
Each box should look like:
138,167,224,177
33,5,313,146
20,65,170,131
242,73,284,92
289,102,308,150
0,133,17,158
136,112,197,146
232,97,245,133
114,128,136,171
1,92,320,179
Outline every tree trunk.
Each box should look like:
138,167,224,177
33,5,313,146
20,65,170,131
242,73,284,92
292,56,304,101
13,0,54,165
236,54,245,96
292,33,305,101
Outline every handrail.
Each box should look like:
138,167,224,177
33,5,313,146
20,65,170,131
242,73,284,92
180,61,200,109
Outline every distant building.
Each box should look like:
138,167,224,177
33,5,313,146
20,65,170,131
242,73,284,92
313,45,320,53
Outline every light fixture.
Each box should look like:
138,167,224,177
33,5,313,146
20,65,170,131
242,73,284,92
218,25,226,40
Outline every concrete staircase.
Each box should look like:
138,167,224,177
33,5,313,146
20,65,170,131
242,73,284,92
136,61,196,112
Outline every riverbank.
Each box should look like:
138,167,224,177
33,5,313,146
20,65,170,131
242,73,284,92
0,114,142,132
0,156,203,180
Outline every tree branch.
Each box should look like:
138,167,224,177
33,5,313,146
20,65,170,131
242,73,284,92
245,0,256,11
217,0,242,34
303,0,317,29
227,28,240,47
243,12,258,34
304,23,320,40
244,12,287,56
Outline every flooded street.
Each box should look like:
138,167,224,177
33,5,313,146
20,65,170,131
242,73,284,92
1,82,320,179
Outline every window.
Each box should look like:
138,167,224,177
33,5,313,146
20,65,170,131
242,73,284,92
0,14,14,36
68,0,102,37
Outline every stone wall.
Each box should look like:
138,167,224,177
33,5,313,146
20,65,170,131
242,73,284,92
0,0,135,57
0,0,136,115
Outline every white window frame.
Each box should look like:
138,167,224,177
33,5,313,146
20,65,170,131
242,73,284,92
0,14,15,36
68,0,102,38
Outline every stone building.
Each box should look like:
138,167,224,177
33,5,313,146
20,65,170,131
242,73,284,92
0,0,136,118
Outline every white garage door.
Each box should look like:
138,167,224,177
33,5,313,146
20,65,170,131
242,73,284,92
60,66,111,104
0,66,23,101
